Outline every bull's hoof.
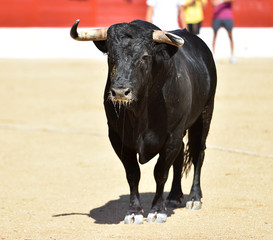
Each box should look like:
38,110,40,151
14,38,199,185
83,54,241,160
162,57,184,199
147,212,167,223
124,214,143,224
186,200,202,210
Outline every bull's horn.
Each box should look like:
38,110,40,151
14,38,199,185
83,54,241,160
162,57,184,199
70,19,108,41
153,30,184,47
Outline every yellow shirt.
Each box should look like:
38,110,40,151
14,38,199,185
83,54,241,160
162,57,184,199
184,0,207,24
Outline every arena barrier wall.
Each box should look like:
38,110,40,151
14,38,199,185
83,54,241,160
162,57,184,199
0,27,272,58
1,0,273,28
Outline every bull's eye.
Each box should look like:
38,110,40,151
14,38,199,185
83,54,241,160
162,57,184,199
142,55,149,61
141,54,151,63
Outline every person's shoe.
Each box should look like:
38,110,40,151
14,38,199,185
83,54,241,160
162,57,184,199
230,56,237,64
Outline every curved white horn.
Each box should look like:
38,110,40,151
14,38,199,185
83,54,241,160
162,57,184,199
70,19,108,41
153,30,184,47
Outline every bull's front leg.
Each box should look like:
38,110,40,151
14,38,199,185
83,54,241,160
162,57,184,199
122,156,143,224
109,128,143,224
147,138,183,223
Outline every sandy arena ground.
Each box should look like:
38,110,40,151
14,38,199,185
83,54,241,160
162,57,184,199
0,58,272,240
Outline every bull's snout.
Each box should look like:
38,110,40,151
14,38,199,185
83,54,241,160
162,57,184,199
109,87,133,104
111,88,131,98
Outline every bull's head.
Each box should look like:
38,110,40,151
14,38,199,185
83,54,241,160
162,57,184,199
70,19,184,107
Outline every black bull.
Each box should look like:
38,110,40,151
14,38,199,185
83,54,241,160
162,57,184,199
71,19,217,224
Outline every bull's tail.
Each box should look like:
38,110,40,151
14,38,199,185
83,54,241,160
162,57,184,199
182,126,206,176
182,138,193,176
182,101,214,176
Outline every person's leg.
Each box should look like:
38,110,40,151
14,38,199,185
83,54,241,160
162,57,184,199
227,29,237,63
212,30,218,56
187,24,193,34
227,30,234,56
194,22,201,35
224,19,237,63
212,19,220,56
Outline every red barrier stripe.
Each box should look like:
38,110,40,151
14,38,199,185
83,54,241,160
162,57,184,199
0,0,272,27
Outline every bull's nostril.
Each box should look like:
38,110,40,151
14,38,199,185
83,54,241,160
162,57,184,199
124,89,131,96
111,90,116,97
110,88,131,99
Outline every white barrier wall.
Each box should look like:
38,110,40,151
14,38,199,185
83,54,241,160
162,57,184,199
0,27,273,58
200,27,273,59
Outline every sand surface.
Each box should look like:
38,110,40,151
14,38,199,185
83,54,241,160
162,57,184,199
0,58,272,240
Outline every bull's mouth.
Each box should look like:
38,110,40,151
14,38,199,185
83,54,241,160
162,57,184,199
110,99,133,106
108,96,134,107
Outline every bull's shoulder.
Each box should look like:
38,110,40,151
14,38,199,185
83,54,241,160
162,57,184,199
169,28,188,37
171,29,207,49
169,29,200,46
171,29,214,65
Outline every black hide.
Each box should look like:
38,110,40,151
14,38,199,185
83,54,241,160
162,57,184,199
92,19,217,223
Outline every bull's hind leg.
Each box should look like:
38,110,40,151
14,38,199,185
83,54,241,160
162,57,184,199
109,128,143,224
166,144,184,208
186,103,214,210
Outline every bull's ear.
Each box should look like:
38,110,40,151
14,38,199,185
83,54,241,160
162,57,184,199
93,40,108,53
153,44,178,60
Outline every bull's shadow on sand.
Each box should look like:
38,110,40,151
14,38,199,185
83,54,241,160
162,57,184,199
52,193,190,224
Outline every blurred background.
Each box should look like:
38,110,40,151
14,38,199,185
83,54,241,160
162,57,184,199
0,0,273,58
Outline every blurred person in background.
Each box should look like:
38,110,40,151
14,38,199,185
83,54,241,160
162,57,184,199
184,0,207,35
212,0,236,63
146,0,187,30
